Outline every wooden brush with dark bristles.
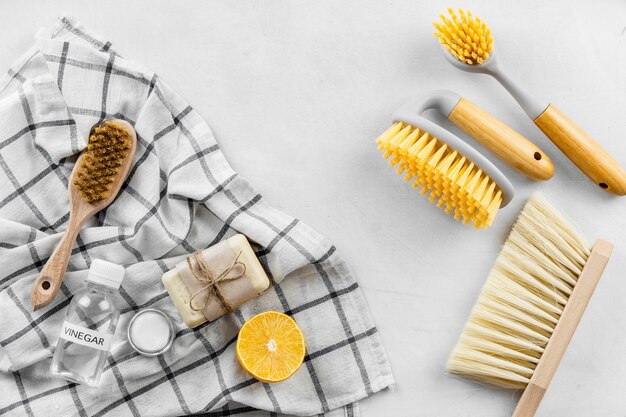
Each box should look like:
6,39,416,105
74,124,132,203
31,120,137,310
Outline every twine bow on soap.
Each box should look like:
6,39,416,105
186,250,246,314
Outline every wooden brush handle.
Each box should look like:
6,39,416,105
30,120,137,310
534,104,626,195
513,240,613,417
448,98,554,181
31,223,81,310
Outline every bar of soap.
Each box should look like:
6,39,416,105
162,234,270,328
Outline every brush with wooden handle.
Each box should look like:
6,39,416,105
434,8,626,195
31,120,137,311
405,90,554,181
447,193,613,417
378,95,516,229
376,90,553,229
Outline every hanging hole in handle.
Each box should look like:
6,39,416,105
41,280,51,290
533,152,542,161
599,182,608,189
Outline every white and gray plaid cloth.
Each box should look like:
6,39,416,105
0,17,394,417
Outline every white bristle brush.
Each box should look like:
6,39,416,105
448,193,613,417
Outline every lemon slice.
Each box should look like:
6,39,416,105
236,311,306,383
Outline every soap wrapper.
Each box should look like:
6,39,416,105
162,234,271,327
177,240,255,320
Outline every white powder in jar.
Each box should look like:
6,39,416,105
128,310,174,355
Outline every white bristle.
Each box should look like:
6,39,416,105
447,193,591,389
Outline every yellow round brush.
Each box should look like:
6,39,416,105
433,8,626,195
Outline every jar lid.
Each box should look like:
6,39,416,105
127,309,175,357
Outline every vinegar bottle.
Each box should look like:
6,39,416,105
50,259,125,386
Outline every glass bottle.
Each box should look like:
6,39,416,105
50,259,125,386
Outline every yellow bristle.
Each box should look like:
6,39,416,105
447,194,593,389
433,8,494,65
376,122,403,149
376,123,503,228
396,129,421,175
73,121,132,204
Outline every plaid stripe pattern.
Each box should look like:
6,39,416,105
0,18,393,417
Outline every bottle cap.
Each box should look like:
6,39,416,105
87,259,125,289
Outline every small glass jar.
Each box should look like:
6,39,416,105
127,309,175,357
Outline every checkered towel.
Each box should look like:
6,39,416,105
0,17,394,417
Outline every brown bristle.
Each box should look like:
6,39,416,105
73,121,131,204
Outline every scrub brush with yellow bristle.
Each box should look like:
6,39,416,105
377,92,516,229
434,8,493,65
31,120,137,310
448,193,613,417
433,8,626,195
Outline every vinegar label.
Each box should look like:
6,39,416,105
59,321,113,352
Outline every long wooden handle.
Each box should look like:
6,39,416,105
534,104,626,195
448,98,554,181
31,225,80,310
513,239,613,417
